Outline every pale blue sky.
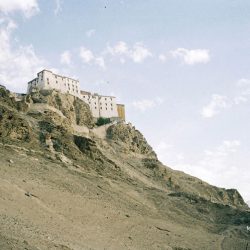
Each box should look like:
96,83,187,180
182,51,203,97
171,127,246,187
0,0,249,202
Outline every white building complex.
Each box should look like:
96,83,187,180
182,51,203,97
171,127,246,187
81,91,118,118
27,69,81,98
27,69,125,121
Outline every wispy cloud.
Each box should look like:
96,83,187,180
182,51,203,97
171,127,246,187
174,140,242,185
154,139,250,201
80,47,95,63
201,94,231,118
85,29,96,38
236,78,250,96
54,0,62,16
95,57,105,69
0,18,46,92
60,50,71,65
201,79,250,118
171,48,210,65
79,46,106,70
158,54,167,62
131,43,152,63
0,0,39,18
106,41,152,63
156,140,241,173
132,97,164,112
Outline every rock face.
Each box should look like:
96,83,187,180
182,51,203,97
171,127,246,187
0,85,249,250
0,106,31,142
26,89,94,128
107,123,157,159
0,87,31,143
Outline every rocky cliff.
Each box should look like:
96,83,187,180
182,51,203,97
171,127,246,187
0,86,249,250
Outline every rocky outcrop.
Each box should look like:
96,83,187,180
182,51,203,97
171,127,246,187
0,105,31,142
0,87,31,143
220,188,246,207
26,89,94,128
0,85,16,108
107,123,157,159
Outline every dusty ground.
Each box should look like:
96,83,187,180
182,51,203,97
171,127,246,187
0,87,250,249
0,144,249,250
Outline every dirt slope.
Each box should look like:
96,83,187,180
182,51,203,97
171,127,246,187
0,86,249,249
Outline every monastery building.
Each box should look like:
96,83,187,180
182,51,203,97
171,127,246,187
27,69,125,121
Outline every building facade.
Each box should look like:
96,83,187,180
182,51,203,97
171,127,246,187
27,69,125,120
27,69,80,98
81,91,118,119
117,104,126,121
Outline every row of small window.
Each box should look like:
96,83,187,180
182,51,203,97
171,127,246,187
93,107,113,111
65,83,78,91
83,96,97,100
55,75,77,84
83,96,113,101
46,79,78,92
87,101,113,107
100,97,113,101
88,101,112,105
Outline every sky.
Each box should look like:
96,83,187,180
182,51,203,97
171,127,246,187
0,0,249,203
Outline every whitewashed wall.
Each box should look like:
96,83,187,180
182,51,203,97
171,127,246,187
28,70,121,119
82,94,100,118
28,70,80,98
99,96,118,118
81,94,118,118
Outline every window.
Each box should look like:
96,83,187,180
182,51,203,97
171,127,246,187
100,107,102,109
95,107,97,109
106,108,107,110
105,98,107,100
56,81,58,84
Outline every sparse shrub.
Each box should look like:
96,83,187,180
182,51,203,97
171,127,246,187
38,121,55,133
96,117,111,126
52,138,63,152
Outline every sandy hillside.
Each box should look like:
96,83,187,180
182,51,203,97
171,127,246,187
0,85,249,249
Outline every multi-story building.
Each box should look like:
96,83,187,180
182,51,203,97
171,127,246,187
27,70,125,121
27,69,80,97
81,91,118,119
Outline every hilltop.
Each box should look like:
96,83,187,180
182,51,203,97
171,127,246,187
0,85,249,250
